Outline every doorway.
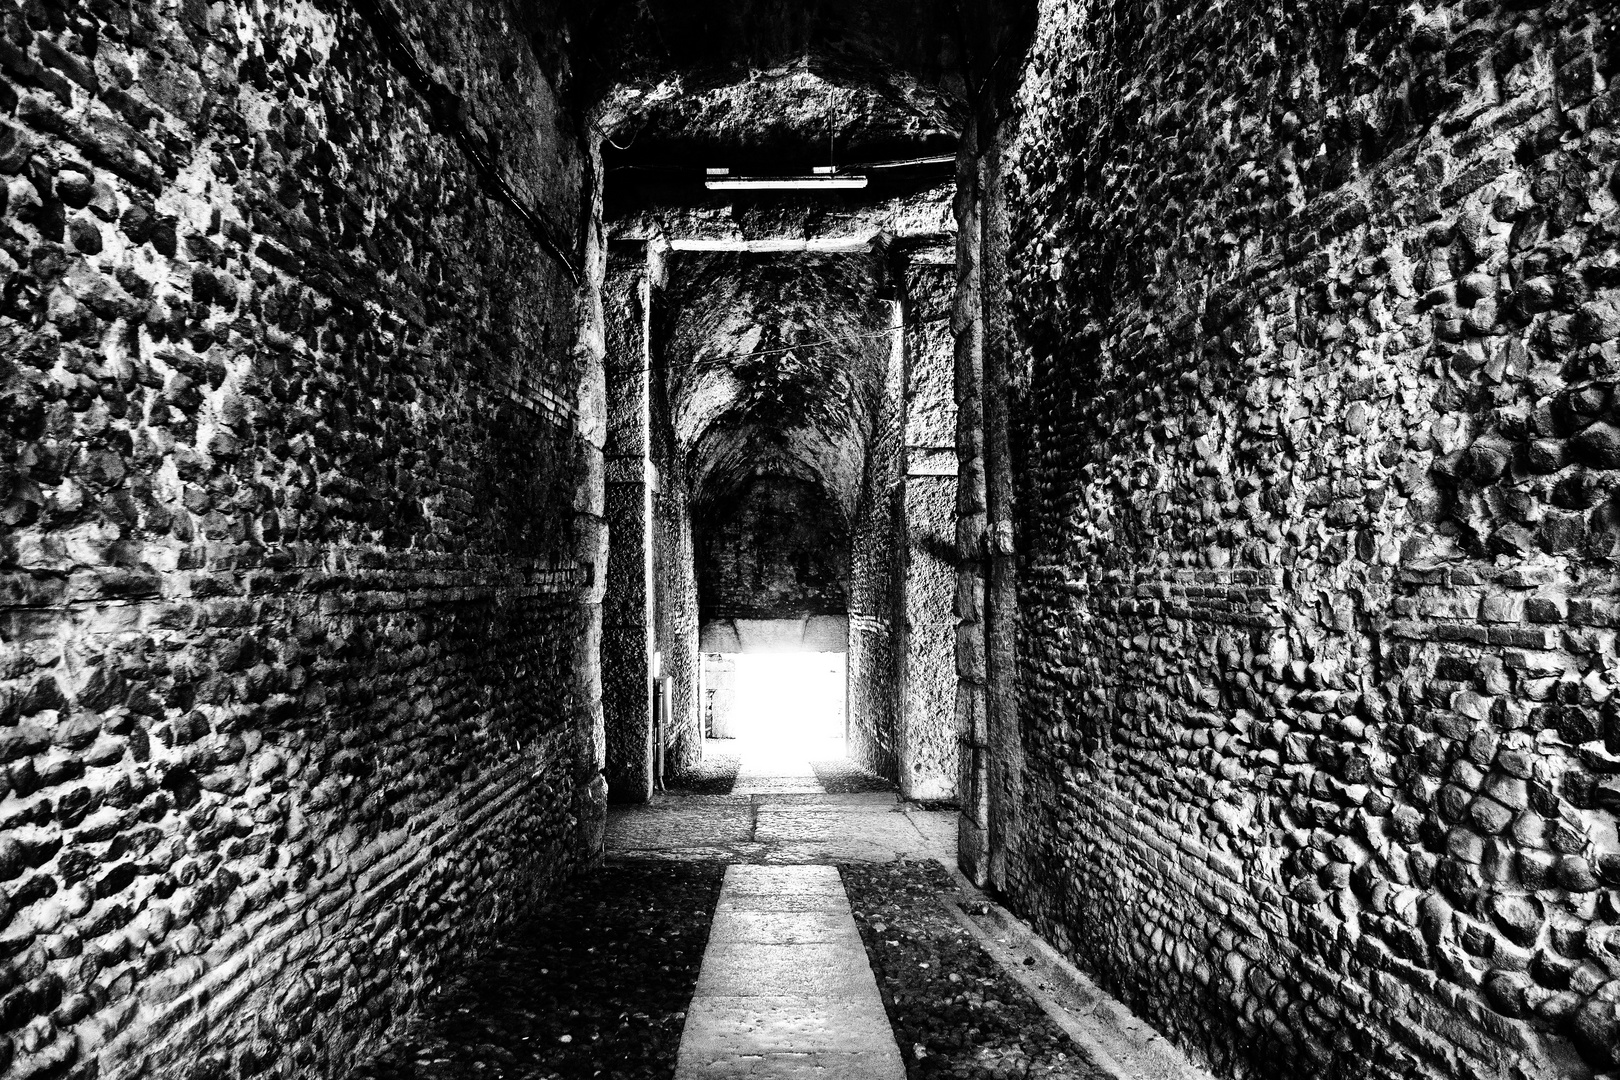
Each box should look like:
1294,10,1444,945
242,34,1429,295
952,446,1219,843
706,652,846,746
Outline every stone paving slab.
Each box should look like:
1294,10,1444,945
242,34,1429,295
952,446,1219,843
735,780,825,795
723,864,845,893
753,807,933,845
605,791,956,865
677,1051,901,1078
752,793,900,807
605,805,755,852
680,996,896,1053
694,943,875,995
713,891,854,914
676,864,905,1080
706,910,858,944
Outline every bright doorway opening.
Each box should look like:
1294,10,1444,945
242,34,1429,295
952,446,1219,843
705,651,846,754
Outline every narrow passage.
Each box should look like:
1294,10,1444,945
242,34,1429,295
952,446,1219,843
357,739,1142,1079
676,865,907,1078
605,736,955,864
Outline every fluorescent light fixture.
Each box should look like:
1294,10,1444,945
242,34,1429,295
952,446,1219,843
670,238,877,253
704,167,868,191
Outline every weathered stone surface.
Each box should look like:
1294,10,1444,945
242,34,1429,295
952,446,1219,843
900,257,961,801
994,2,1620,1079
0,0,604,1077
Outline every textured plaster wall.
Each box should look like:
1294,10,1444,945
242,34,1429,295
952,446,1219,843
0,0,602,1076
1000,1,1620,1078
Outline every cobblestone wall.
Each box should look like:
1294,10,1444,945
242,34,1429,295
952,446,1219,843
695,476,850,623
0,0,602,1077
1002,1,1620,1078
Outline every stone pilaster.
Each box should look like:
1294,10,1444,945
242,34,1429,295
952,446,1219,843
602,241,661,803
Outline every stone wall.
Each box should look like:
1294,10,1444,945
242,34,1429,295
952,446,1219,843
0,0,603,1076
695,476,850,623
847,296,905,779
602,246,656,802
650,312,701,776
899,253,959,801
1001,1,1620,1079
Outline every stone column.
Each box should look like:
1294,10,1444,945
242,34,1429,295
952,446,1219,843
572,133,611,848
899,248,961,803
602,240,662,803
979,116,1025,892
847,285,906,778
953,116,992,884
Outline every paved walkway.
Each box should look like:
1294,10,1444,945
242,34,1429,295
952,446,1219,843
675,865,906,1078
732,736,830,795
606,738,956,864
622,738,922,1077
363,736,1203,1080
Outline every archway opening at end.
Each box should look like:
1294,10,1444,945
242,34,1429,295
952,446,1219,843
705,651,846,750
709,650,848,744
739,651,846,748
703,651,847,792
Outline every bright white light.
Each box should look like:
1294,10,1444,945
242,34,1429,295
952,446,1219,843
705,176,869,191
669,238,876,254
731,652,846,756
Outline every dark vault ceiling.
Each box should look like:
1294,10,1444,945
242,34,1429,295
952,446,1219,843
659,250,892,527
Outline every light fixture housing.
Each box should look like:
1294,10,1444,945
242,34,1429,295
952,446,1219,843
704,167,868,191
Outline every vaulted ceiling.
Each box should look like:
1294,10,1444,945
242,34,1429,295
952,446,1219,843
577,0,1028,616
659,250,892,527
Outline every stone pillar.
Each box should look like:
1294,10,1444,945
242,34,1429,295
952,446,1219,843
979,116,1025,892
953,116,992,885
602,240,662,803
573,133,611,849
899,248,961,803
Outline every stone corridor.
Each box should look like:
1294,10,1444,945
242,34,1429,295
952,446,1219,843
605,736,956,864
356,739,1204,1080
2,1,1619,1079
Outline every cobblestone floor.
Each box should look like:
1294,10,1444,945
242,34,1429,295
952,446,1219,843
844,861,1106,1080
354,862,724,1080
808,755,897,794
668,744,742,795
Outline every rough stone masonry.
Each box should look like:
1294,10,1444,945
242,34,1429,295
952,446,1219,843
0,2,1617,1080
999,1,1620,1079
0,0,606,1077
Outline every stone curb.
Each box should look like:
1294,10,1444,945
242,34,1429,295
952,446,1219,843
944,872,1215,1080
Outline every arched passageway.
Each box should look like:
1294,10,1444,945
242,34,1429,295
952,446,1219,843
3,2,1617,1079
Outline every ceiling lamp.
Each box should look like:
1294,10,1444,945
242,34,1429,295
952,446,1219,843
705,166,868,191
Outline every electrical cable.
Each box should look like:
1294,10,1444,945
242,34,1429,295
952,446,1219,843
603,126,640,152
